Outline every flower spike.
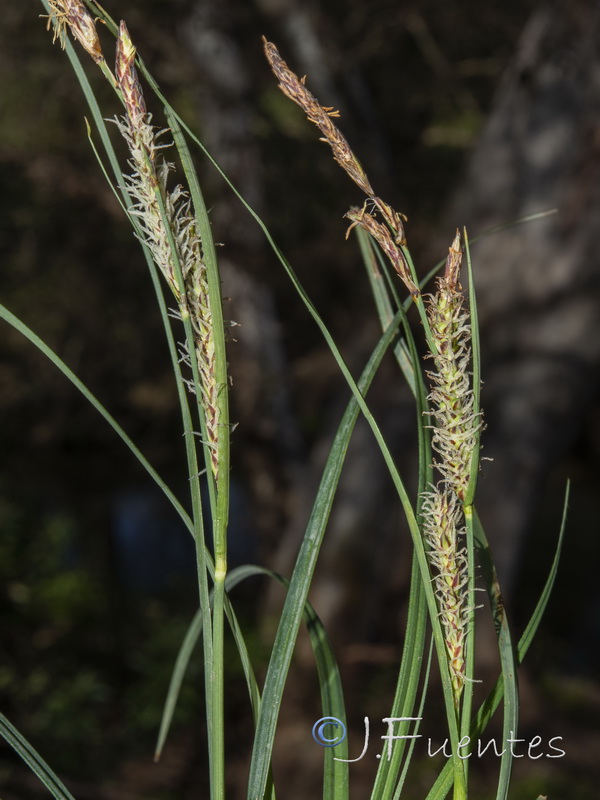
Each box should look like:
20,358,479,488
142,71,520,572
44,0,104,64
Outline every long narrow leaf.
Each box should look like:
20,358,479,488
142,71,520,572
39,1,210,565
0,714,77,800
370,553,428,800
356,227,416,395
459,229,481,788
248,313,404,800
166,108,230,529
155,564,349,798
425,483,569,800
472,514,518,800
155,568,262,764
392,638,434,800
463,229,482,507
355,232,432,798
232,567,349,800
42,7,220,774
0,303,192,535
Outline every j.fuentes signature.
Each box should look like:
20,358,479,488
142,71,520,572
312,717,565,762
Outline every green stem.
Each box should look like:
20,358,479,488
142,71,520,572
460,504,477,783
166,112,231,800
453,770,467,800
212,573,227,800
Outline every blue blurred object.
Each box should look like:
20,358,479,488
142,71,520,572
110,478,256,593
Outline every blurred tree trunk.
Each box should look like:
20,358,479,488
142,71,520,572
447,0,600,595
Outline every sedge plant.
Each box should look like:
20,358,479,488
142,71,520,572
0,3,568,800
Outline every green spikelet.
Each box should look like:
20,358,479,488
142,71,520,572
115,21,220,481
426,232,482,503
421,488,468,703
421,230,482,708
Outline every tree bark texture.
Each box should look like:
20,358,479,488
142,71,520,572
447,0,600,592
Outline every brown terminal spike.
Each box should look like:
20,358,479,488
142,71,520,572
263,37,375,197
345,203,419,297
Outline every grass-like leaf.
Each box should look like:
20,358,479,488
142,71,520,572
0,303,191,534
425,483,569,800
463,229,482,507
369,555,429,800
355,227,416,395
472,513,519,800
155,564,349,798
0,714,78,800
247,312,404,800
354,227,434,797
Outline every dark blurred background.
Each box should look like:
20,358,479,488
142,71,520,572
1,0,599,798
